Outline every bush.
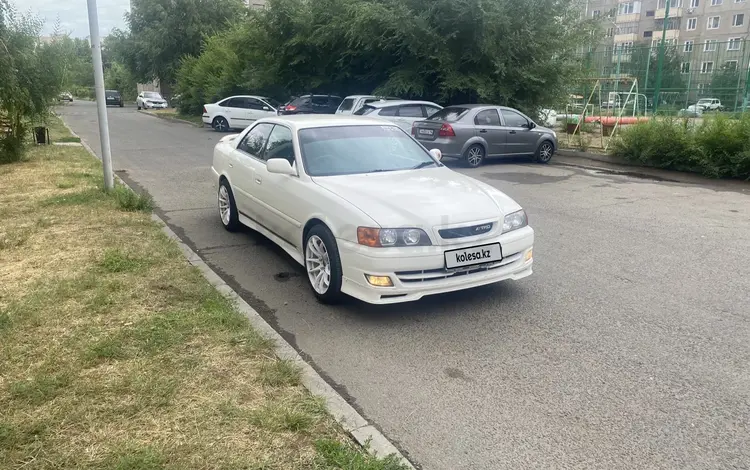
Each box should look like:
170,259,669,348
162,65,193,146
610,115,750,179
111,185,154,212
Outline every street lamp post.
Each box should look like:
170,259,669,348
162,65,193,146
652,0,671,115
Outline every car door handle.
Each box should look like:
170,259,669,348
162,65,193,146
509,130,517,134
228,163,233,168
479,129,488,133
255,177,262,185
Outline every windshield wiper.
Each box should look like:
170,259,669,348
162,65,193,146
412,161,437,170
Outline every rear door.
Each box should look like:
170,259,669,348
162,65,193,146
474,109,505,156
500,109,538,155
223,98,248,128
395,104,426,131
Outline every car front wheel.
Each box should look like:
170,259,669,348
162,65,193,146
304,225,343,304
536,141,554,164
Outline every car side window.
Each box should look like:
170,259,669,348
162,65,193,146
398,104,424,117
474,109,502,126
424,105,441,117
227,98,247,108
378,106,398,116
263,125,295,165
247,98,266,110
237,123,274,158
500,110,530,128
312,96,328,105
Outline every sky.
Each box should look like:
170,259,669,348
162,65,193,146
20,0,130,38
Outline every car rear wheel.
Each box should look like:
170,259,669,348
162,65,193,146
212,116,229,132
218,180,240,232
535,141,554,164
464,144,485,168
304,225,343,304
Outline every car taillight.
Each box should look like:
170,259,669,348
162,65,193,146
439,123,455,137
286,105,297,111
203,106,207,114
411,124,416,135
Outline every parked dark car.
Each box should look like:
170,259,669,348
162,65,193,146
278,94,343,115
411,104,558,167
105,90,124,107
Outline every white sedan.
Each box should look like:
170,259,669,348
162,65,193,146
202,95,280,131
211,115,534,304
136,91,168,110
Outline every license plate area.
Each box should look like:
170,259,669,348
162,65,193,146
418,128,434,136
444,243,502,270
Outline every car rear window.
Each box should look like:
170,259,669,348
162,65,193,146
353,105,376,116
427,107,469,122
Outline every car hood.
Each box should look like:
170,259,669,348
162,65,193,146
312,167,521,228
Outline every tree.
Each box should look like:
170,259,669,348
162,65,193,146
710,64,741,109
109,0,245,88
176,0,598,116
626,43,685,93
0,2,71,162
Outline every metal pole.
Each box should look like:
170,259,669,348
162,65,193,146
653,0,671,114
86,0,114,191
644,44,652,90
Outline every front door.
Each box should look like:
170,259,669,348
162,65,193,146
225,97,253,129
473,109,505,156
231,123,274,220
500,109,539,155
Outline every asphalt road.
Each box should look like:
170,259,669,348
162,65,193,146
58,101,750,470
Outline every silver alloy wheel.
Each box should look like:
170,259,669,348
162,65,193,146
214,117,228,132
218,185,231,226
306,235,331,295
468,146,483,166
539,142,553,162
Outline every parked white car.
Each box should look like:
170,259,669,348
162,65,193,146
696,98,723,112
136,91,168,110
211,115,534,304
203,95,280,131
353,100,443,132
335,95,399,115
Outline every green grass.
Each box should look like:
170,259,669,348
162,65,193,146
151,109,204,126
0,140,409,469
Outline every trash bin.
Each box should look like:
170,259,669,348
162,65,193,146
34,126,49,144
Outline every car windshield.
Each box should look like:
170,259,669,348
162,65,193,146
697,99,712,103
144,92,162,99
298,125,438,177
426,107,470,122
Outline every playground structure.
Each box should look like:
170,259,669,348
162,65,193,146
560,77,647,151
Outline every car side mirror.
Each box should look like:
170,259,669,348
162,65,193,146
267,158,296,176
429,148,443,161
527,121,536,129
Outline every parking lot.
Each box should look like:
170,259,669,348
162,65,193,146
58,101,750,470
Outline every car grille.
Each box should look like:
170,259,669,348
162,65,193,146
395,252,522,283
438,222,494,239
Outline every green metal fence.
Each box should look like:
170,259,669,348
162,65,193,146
575,39,750,114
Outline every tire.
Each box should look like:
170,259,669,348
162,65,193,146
218,179,241,232
536,140,554,164
304,225,343,304
463,144,485,168
137,103,141,110
212,116,229,132
119,102,123,108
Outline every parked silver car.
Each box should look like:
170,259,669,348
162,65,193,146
353,100,443,132
411,105,557,167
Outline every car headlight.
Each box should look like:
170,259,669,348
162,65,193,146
357,227,432,247
502,210,528,233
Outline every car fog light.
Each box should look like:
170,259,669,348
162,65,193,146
365,275,393,287
403,229,421,245
524,249,533,262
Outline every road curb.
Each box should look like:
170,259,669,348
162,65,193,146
58,117,416,469
137,109,204,128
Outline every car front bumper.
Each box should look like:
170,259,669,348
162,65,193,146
337,226,534,304
143,102,168,109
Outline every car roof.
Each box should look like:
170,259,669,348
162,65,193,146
343,95,378,100
255,114,400,130
366,100,440,108
219,95,268,101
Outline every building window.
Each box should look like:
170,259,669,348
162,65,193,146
704,40,717,51
619,2,639,15
707,16,720,29
687,18,697,29
684,40,694,52
658,0,683,7
644,31,653,38
690,0,699,6
647,10,655,16
711,0,722,4
725,60,739,70
728,38,742,50
653,38,677,47
681,62,691,73
701,62,714,73
605,27,615,37
733,14,744,26
593,10,601,17
736,0,746,3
